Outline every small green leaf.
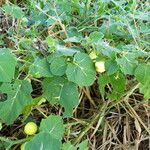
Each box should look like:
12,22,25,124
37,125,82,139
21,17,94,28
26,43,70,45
62,142,76,150
40,115,64,140
2,4,24,19
0,80,32,124
66,53,96,86
105,60,119,75
89,31,104,43
0,48,17,82
43,77,64,105
47,53,63,64
135,64,150,99
116,54,138,75
96,41,120,58
64,36,81,43
77,140,89,150
56,45,80,56
46,36,55,46
29,57,53,78
62,140,88,150
98,72,126,100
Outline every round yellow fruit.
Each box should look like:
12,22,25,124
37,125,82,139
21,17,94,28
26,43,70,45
89,51,97,59
95,61,105,73
24,122,38,135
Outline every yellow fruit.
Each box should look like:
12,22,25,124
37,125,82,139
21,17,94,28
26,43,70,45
89,51,97,59
95,61,105,73
24,122,38,135
20,142,26,150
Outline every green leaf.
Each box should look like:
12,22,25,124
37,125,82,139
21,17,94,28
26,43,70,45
40,115,64,140
62,140,88,150
96,41,120,58
47,53,63,64
77,140,88,150
50,56,67,76
66,53,96,86
43,77,79,117
98,72,126,100
135,64,150,99
42,77,64,105
2,4,24,19
105,60,119,75
29,57,53,78
25,115,64,150
25,132,61,150
116,54,138,75
64,36,81,43
67,27,82,40
134,11,150,21
0,48,17,82
89,31,104,43
0,80,32,124
56,45,80,56
62,142,76,150
46,36,55,46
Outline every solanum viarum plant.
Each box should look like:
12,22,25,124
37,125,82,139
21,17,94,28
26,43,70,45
0,0,149,150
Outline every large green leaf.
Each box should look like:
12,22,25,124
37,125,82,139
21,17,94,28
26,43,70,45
66,53,96,86
29,57,53,78
0,49,17,82
98,72,126,100
25,115,64,150
43,77,79,117
40,115,64,140
135,64,150,99
25,132,61,150
0,80,32,124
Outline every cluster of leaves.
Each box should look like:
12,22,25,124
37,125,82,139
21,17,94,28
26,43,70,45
0,0,149,149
